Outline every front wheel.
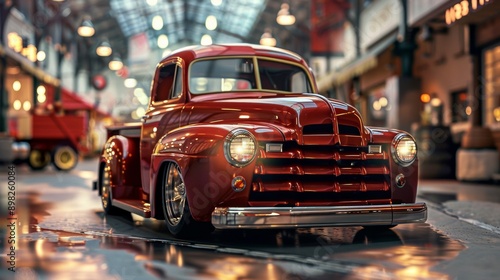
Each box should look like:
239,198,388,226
52,145,79,171
162,162,213,237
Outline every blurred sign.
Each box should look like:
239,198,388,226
92,75,107,91
310,1,345,55
445,0,493,25
128,33,151,74
360,0,401,50
407,0,448,26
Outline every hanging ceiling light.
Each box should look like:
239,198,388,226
201,34,213,46
211,0,222,6
108,55,123,71
37,50,46,61
124,78,137,88
152,15,164,31
96,41,112,57
78,18,95,37
157,34,169,49
259,29,276,47
205,15,217,31
276,3,296,26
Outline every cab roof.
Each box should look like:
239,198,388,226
160,44,307,66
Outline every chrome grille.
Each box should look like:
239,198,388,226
250,142,391,204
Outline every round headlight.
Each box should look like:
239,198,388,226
224,129,257,167
391,133,417,167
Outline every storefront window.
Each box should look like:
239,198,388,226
451,89,469,123
367,85,388,127
484,44,500,128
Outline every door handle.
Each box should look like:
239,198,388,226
141,115,152,121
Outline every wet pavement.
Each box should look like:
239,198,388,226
418,180,500,234
1,158,500,279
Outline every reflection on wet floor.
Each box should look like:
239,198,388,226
1,190,465,280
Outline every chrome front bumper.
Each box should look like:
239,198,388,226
211,203,427,229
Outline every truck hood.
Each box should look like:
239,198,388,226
186,93,369,146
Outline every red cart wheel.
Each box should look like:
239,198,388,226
27,149,51,171
52,146,79,171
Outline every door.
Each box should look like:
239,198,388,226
140,60,185,193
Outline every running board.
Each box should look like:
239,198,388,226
113,199,151,218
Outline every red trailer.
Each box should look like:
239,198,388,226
10,112,87,171
9,87,97,171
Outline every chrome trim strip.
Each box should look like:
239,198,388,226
211,203,427,229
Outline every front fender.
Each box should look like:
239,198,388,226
149,123,284,221
367,126,419,204
153,123,285,155
366,126,407,143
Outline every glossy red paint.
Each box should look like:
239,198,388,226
97,44,423,233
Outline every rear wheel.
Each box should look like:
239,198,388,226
52,145,78,171
162,162,213,237
100,162,119,215
27,149,51,171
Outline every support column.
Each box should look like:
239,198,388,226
0,53,7,133
0,0,14,134
395,0,417,78
0,0,14,163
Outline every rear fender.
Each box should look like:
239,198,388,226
100,135,141,200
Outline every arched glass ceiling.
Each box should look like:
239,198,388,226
110,0,266,48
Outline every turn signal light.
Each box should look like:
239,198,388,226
395,173,406,188
231,176,246,192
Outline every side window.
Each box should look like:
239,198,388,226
257,59,313,93
154,63,176,102
170,66,183,99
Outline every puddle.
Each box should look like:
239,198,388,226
3,223,465,280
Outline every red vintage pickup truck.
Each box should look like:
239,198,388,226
95,44,427,237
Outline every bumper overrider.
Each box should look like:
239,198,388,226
211,203,427,229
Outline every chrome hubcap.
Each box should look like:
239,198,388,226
165,164,186,226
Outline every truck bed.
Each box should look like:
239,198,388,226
106,122,142,138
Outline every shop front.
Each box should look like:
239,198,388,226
410,0,500,180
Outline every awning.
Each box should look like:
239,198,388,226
42,85,111,117
44,86,93,111
317,32,398,93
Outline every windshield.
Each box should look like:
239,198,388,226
189,57,313,94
